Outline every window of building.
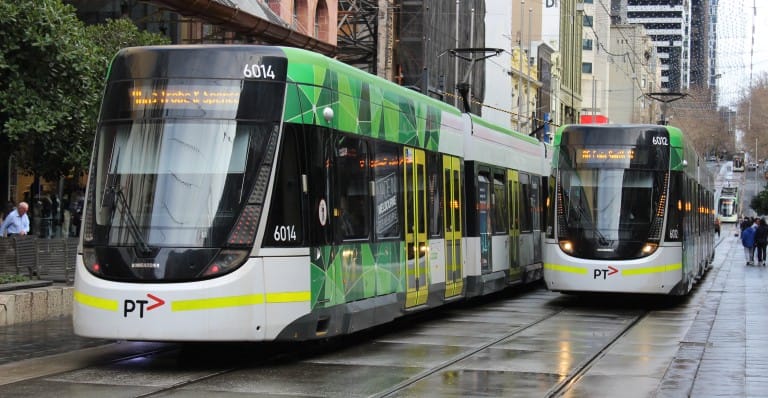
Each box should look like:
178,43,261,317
583,15,593,27
582,62,592,74
583,38,593,51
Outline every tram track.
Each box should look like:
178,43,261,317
543,310,649,397
368,304,649,398
0,283,707,397
371,308,568,398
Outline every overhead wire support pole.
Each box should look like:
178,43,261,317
439,48,503,113
645,92,688,125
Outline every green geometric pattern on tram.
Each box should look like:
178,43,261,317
310,242,405,307
667,126,686,171
309,257,327,309
371,241,404,295
282,46,447,151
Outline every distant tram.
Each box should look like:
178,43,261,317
733,152,745,172
543,124,715,295
717,186,739,223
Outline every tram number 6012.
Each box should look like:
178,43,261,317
652,136,669,146
273,225,297,242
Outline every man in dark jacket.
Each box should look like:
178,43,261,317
742,220,757,266
755,218,768,266
741,216,753,232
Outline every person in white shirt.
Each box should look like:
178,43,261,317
0,202,30,237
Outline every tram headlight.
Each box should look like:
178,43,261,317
559,240,575,254
202,250,249,277
641,243,658,256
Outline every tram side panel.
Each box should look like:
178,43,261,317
461,117,547,297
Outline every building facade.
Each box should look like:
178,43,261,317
580,0,612,122
607,24,660,124
620,0,688,91
560,0,584,124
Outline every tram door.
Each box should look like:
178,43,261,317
508,170,521,281
405,148,428,308
443,155,463,298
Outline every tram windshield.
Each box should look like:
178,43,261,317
557,149,667,259
718,198,736,218
88,120,275,248
84,77,285,249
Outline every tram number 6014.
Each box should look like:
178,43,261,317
273,225,297,242
243,64,276,79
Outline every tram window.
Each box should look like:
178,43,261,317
493,171,507,234
519,173,532,232
265,124,304,247
530,179,540,232
478,171,493,234
334,135,370,240
373,142,401,239
418,162,426,235
453,168,462,232
426,152,443,238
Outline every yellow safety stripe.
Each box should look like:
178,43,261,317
544,263,683,276
266,291,311,303
543,263,589,274
171,291,311,311
621,263,682,276
74,290,119,312
172,294,265,311
75,290,311,312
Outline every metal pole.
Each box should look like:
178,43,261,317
469,7,475,108
455,0,460,108
518,0,525,131
422,2,428,95
527,7,532,133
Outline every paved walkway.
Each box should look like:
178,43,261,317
686,232,768,397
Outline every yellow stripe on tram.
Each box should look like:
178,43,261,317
544,263,590,274
622,263,682,276
74,290,120,312
172,294,265,311
266,291,311,303
171,291,311,312
75,290,312,312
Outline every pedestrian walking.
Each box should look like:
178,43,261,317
755,218,768,266
741,219,757,265
714,216,721,237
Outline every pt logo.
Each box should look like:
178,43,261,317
593,266,618,279
124,294,165,318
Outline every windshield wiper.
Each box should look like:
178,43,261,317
110,185,152,255
570,192,610,246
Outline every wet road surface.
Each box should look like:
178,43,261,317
1,234,767,397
